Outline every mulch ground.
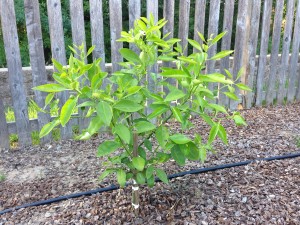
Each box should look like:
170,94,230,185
1,103,300,224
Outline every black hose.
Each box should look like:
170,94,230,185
1,151,300,216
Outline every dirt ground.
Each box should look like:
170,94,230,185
1,103,300,224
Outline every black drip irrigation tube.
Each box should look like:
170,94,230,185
1,152,300,216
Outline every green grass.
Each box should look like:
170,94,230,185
5,102,80,148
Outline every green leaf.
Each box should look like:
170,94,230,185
208,123,220,144
113,124,131,144
136,172,146,184
171,145,186,166
98,169,113,182
146,165,154,179
187,39,202,51
87,45,95,57
156,152,171,163
208,103,228,114
97,141,120,157
169,134,191,144
119,48,141,63
171,107,183,123
96,101,112,126
211,31,227,44
114,100,143,112
138,147,147,159
135,121,156,133
144,139,152,151
147,175,155,188
199,148,207,163
201,73,233,84
39,119,60,138
164,88,185,102
233,115,247,126
45,93,55,108
87,116,104,135
218,124,228,145
155,126,169,148
132,157,146,171
126,86,142,96
147,105,169,119
117,169,126,187
224,69,233,79
52,58,64,72
160,69,190,78
156,168,169,184
186,142,200,160
236,83,252,91
33,84,69,92
60,97,77,127
210,50,234,60
224,92,240,101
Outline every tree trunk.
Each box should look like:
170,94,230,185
132,132,140,216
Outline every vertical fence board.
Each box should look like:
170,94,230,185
218,0,234,106
90,0,106,70
178,0,190,56
24,0,51,143
129,0,141,53
266,0,284,105
288,0,300,101
146,0,158,115
244,0,261,109
0,98,9,149
47,0,72,139
207,0,221,102
229,0,249,109
277,0,295,103
109,0,123,72
70,0,88,131
255,0,272,106
193,0,206,50
0,0,32,146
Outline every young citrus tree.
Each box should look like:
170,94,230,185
33,15,249,215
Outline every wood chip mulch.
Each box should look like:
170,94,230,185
1,103,300,224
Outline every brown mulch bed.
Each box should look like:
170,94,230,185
1,103,300,224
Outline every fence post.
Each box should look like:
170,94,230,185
244,0,262,109
129,0,141,53
288,0,300,102
47,0,73,139
70,0,88,131
255,0,272,106
193,0,206,49
229,0,249,109
277,0,295,104
218,0,235,107
178,0,190,56
0,0,32,147
266,0,285,105
109,0,123,73
24,0,52,143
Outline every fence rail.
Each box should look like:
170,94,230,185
1,0,300,149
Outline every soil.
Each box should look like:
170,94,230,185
1,103,300,224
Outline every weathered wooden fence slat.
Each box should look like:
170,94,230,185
288,0,300,102
230,0,249,109
90,0,106,70
24,0,51,143
129,0,141,53
266,0,285,105
0,0,32,146
244,0,262,109
255,0,273,106
218,0,235,107
193,0,206,50
47,0,73,140
109,0,123,73
277,0,296,104
178,0,190,56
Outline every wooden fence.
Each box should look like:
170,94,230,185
1,0,300,149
